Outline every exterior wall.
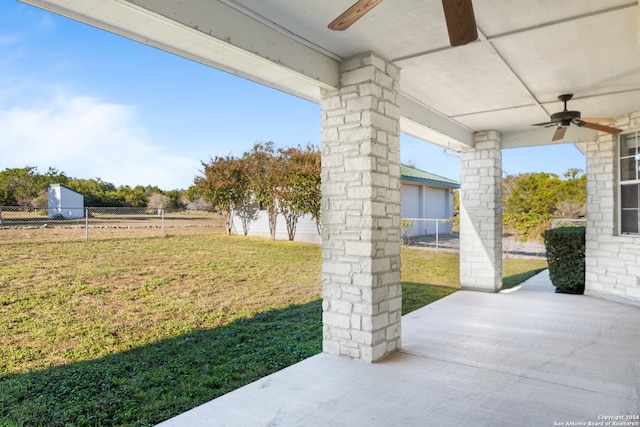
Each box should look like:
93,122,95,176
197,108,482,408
232,212,321,244
321,51,401,363
47,184,84,219
459,131,502,292
400,183,455,235
585,110,640,306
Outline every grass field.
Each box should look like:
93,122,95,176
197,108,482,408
0,228,546,426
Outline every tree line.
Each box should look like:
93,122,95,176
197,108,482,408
501,168,586,240
191,142,321,240
0,166,185,209
1,151,583,242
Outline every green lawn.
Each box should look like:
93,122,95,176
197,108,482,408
0,232,546,426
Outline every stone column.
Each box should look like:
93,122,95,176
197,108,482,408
320,51,401,363
460,131,502,292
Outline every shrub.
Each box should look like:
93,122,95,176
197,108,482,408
503,213,553,241
543,227,585,294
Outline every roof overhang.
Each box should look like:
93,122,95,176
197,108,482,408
21,0,640,153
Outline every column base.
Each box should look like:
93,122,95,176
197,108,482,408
460,285,501,293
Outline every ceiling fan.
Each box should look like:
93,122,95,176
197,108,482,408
532,94,623,141
328,0,478,47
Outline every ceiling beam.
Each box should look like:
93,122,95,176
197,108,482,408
400,95,475,149
21,0,340,101
501,125,596,149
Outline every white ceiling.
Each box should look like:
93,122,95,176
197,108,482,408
21,0,640,150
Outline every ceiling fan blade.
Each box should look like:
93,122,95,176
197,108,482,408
552,126,567,141
577,120,624,135
442,0,478,46
532,121,557,127
328,0,384,31
581,118,613,123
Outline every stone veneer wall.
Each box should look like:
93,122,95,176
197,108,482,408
585,109,640,306
320,51,402,363
459,131,503,292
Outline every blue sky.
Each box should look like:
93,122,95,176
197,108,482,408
0,2,585,190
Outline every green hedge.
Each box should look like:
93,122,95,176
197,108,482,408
543,226,586,294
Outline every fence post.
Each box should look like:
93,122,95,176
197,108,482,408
85,207,89,241
435,219,439,253
161,208,165,238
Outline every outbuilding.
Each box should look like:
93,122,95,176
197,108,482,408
233,164,459,243
400,164,458,237
47,184,84,220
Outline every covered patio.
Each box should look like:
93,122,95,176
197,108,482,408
22,0,640,360
20,0,640,422
157,270,640,426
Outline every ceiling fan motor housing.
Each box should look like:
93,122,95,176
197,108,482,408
551,110,581,121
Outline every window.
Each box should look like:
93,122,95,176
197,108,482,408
620,130,640,234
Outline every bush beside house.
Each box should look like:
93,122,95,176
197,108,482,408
543,226,586,294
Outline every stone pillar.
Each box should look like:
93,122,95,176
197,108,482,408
320,51,401,363
460,131,502,292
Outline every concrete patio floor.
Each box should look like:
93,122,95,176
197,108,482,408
158,270,640,426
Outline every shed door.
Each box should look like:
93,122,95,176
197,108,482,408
401,185,420,218
426,188,447,218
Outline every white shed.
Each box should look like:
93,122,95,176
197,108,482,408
47,184,84,219
399,164,459,236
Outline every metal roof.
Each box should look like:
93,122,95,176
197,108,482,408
401,164,460,189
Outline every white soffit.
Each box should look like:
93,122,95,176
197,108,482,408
476,0,634,37
492,6,639,106
397,42,533,118
502,126,597,149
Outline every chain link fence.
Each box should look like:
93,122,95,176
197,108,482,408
400,217,552,258
0,206,223,243
550,218,586,228
401,218,459,252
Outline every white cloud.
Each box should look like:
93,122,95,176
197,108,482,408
0,90,200,189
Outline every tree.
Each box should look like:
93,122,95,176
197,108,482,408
163,189,185,209
506,173,561,216
297,145,322,234
244,142,280,240
66,178,122,207
228,155,260,235
234,189,260,236
563,168,583,180
147,193,171,214
555,172,586,218
0,166,41,206
185,195,214,211
503,170,586,241
118,186,148,207
194,155,249,235
276,144,321,240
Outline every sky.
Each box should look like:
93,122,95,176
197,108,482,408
0,2,586,190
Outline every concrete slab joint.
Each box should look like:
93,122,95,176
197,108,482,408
460,131,503,292
321,51,401,363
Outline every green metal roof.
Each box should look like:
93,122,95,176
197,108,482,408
401,164,459,189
